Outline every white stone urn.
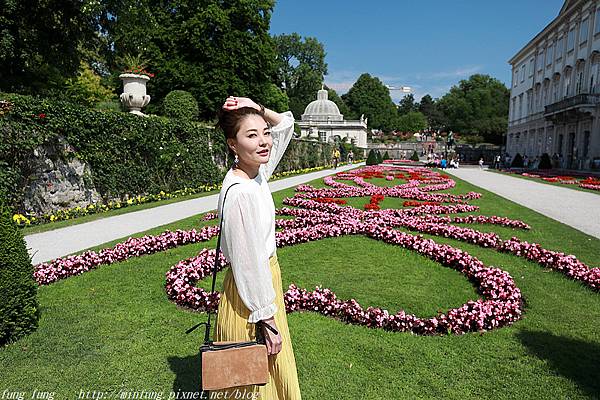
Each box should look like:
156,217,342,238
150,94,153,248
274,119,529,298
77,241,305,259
119,73,151,116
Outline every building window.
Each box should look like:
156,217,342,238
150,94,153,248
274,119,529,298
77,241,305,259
568,28,575,51
537,51,544,71
595,8,600,34
513,70,518,87
520,65,526,82
580,18,589,44
556,37,563,60
529,58,535,77
318,131,327,142
547,45,554,66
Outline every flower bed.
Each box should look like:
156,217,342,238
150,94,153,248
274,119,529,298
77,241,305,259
33,165,599,335
504,170,600,192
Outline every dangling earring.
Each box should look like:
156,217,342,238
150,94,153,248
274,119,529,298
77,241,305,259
233,153,239,168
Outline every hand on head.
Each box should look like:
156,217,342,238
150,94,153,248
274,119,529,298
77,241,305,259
222,96,260,112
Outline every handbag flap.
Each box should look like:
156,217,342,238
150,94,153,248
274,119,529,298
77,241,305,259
201,344,269,391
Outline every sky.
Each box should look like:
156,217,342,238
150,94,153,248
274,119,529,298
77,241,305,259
270,0,566,103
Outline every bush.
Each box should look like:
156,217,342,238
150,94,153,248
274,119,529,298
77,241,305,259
383,151,390,160
0,92,222,212
410,150,420,161
366,149,378,165
163,90,199,120
376,150,383,164
0,198,39,345
539,153,552,169
511,153,524,168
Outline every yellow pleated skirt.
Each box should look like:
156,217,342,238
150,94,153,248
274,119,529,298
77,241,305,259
212,253,302,399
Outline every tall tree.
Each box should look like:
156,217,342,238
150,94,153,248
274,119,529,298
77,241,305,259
397,94,418,116
100,0,282,119
418,94,446,130
397,111,428,133
0,0,97,93
343,73,397,132
437,74,509,144
273,33,327,118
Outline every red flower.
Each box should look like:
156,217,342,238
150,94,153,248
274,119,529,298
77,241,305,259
38,113,46,119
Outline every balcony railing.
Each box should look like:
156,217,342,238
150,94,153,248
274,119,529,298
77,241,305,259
544,93,600,115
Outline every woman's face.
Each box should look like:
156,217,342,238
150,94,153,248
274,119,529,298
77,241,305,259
228,114,272,166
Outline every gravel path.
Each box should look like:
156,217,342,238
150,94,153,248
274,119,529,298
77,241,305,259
445,167,600,239
25,163,364,264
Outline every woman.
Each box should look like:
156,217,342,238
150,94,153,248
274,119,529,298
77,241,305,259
214,96,301,399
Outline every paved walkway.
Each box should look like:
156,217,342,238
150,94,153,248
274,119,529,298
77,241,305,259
25,163,365,264
445,167,600,239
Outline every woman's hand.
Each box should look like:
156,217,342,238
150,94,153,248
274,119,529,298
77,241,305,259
222,96,261,112
261,317,282,356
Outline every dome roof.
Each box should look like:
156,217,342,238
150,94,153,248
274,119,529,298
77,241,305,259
301,88,343,121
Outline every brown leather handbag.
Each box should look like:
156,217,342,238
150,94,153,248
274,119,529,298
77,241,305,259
186,182,279,392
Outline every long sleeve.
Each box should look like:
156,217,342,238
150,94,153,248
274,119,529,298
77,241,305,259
263,111,295,181
221,190,277,323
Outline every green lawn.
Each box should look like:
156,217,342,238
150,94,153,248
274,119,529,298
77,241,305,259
1,170,599,399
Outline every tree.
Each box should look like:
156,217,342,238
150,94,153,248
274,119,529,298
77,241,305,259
100,0,281,119
397,94,418,116
437,74,510,144
273,33,327,118
343,73,397,132
0,0,97,93
418,94,447,130
397,111,428,133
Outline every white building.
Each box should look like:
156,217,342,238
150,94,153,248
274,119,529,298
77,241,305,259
507,0,600,170
297,88,368,148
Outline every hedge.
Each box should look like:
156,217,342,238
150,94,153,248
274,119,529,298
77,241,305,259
0,93,224,212
0,198,39,345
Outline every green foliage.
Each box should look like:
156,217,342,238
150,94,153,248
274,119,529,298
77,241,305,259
366,149,378,165
163,90,199,120
418,94,446,129
411,150,420,162
0,197,39,345
64,61,115,107
376,150,383,164
397,111,428,133
343,73,397,131
0,93,223,212
383,151,390,160
101,0,280,120
539,153,552,169
437,74,509,144
274,33,328,118
0,0,97,93
397,94,418,116
511,153,524,168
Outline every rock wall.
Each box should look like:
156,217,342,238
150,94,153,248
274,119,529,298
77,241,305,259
22,137,102,214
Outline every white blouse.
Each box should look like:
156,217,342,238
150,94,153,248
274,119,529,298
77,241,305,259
217,111,295,323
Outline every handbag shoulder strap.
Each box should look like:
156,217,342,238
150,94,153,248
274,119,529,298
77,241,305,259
204,182,241,343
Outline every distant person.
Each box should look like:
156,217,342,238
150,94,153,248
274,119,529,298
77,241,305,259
478,157,484,169
494,155,501,169
440,158,447,169
332,148,341,169
347,150,354,165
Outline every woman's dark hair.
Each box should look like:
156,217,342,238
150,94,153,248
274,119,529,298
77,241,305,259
216,107,266,157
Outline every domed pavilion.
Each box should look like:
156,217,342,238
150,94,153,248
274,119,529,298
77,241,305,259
297,88,368,149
